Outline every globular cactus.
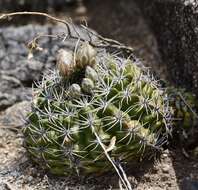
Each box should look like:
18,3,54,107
23,42,172,175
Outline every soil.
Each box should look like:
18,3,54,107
0,1,198,190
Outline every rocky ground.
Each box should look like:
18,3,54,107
0,1,198,190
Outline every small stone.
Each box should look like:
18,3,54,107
27,176,33,182
161,150,169,159
162,164,170,173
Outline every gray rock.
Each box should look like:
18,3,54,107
0,92,18,110
0,101,31,128
181,178,198,190
135,0,198,95
0,0,77,12
0,59,43,83
0,74,32,110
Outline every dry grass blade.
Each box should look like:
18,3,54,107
90,124,132,190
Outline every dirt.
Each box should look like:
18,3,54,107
0,1,198,190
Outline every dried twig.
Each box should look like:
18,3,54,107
0,11,70,32
0,12,135,57
81,25,134,54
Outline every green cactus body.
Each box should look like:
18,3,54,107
166,87,197,129
23,43,171,175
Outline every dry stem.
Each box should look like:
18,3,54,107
0,11,135,58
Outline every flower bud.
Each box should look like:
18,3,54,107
85,66,98,82
56,49,74,77
68,84,81,98
81,78,94,93
76,42,97,68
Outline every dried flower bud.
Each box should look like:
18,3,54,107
81,78,94,93
76,42,97,68
56,49,74,77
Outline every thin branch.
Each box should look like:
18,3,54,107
81,25,135,58
0,11,72,38
0,11,69,27
0,11,135,57
27,34,58,50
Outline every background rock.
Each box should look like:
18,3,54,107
135,0,198,95
86,0,167,80
0,0,77,12
0,101,31,129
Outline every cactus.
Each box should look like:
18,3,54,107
23,42,172,175
167,87,198,149
167,87,197,131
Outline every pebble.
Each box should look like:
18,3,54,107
27,176,33,182
162,164,170,173
161,150,169,159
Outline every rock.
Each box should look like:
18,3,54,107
181,178,198,190
0,59,43,84
0,101,31,128
135,0,198,95
0,75,32,110
0,92,17,111
86,0,165,77
161,150,169,159
0,0,77,12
